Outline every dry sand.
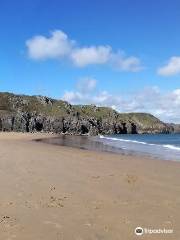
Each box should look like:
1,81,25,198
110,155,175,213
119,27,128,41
0,132,179,240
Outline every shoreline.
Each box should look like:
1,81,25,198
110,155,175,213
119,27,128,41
34,133,180,162
0,132,180,239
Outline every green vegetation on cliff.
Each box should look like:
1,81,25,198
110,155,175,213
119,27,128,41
0,92,173,134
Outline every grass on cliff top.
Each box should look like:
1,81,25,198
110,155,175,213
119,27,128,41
0,92,164,126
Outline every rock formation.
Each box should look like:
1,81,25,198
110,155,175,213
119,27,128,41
0,92,172,135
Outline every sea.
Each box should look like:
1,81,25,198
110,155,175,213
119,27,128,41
98,134,180,161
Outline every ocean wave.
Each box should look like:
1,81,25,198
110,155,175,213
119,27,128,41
99,135,180,152
163,145,180,151
99,135,154,145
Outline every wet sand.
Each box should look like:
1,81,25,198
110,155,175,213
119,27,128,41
35,135,127,154
0,132,180,239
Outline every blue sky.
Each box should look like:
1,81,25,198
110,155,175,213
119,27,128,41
0,0,180,122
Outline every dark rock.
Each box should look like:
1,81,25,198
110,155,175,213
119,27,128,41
0,92,174,135
131,123,138,134
121,123,128,134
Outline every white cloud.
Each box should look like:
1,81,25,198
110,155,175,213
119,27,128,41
111,52,143,72
26,30,74,60
70,46,111,67
62,80,180,123
76,77,97,93
158,56,180,76
63,91,84,103
26,30,143,71
63,77,97,103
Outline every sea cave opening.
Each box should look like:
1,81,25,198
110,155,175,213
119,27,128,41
35,122,43,132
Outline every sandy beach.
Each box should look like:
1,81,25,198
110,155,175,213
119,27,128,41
0,132,179,239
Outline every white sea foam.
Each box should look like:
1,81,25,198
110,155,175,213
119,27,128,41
99,135,153,145
163,144,180,151
99,135,180,152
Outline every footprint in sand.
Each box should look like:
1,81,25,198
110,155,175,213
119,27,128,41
24,200,32,209
125,174,138,184
49,186,56,192
45,193,71,208
0,215,10,224
0,215,18,228
47,196,64,208
91,175,101,180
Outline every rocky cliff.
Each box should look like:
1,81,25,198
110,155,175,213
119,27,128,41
167,123,180,133
0,92,172,135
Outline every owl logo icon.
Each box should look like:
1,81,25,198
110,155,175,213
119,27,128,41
135,227,143,236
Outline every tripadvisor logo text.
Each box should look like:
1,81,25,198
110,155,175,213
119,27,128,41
135,226,173,236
